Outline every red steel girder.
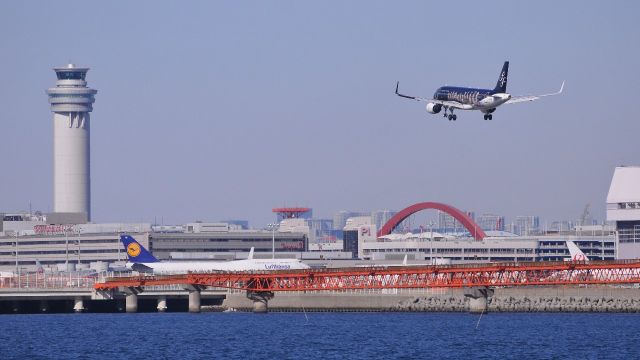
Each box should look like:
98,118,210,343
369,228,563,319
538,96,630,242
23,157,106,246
93,260,640,292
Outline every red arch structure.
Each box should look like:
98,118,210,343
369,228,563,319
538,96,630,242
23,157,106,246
377,202,486,240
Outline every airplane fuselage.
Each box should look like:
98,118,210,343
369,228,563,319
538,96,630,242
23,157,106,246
396,61,562,121
434,86,511,111
127,258,310,274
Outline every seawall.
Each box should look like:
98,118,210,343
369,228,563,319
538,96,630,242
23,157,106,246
223,286,640,313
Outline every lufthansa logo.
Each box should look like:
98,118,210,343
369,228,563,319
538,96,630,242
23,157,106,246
127,243,141,257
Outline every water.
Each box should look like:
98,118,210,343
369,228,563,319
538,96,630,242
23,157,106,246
1,312,639,359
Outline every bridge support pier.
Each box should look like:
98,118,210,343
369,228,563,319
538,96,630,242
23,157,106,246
125,293,138,313
183,285,204,313
73,297,85,313
247,291,274,313
120,286,142,313
157,296,167,312
188,291,200,313
464,287,494,314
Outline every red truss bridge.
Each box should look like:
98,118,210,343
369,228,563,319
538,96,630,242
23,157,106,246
95,260,640,292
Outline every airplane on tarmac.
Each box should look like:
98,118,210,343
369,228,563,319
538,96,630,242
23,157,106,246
358,255,451,268
120,234,310,274
395,61,564,121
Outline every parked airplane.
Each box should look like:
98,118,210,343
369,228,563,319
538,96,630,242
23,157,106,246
395,61,564,120
358,255,451,268
120,234,310,274
565,240,589,262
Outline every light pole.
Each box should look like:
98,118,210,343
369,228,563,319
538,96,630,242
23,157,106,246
14,232,19,286
428,222,435,265
77,229,81,267
267,223,279,259
65,230,69,268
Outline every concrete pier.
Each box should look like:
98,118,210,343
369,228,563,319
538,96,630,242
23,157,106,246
157,296,167,312
73,297,85,313
252,300,268,313
468,297,487,314
464,287,494,314
188,291,201,313
246,291,274,313
125,293,138,313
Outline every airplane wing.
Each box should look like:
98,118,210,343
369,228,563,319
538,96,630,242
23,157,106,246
395,82,473,110
131,263,154,273
506,81,565,104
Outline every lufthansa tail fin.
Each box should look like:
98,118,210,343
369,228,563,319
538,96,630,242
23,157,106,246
120,234,159,263
493,61,509,94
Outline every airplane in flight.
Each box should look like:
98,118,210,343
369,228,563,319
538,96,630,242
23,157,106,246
120,234,310,274
395,61,564,121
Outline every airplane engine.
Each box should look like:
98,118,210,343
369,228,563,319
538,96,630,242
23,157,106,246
426,103,442,114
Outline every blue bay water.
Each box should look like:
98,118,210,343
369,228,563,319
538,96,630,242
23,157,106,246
2,312,639,359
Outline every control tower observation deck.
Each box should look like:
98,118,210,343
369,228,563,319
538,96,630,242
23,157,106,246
46,64,98,221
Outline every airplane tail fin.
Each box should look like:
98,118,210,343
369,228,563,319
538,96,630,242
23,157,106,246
566,240,589,261
120,234,159,263
248,247,254,260
493,61,509,94
36,259,44,273
402,254,408,266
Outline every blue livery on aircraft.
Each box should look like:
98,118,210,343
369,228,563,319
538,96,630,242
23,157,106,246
396,61,564,120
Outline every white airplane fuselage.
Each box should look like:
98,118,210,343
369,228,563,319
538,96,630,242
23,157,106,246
127,258,310,274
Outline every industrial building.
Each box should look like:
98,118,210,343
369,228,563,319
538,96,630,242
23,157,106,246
607,166,640,258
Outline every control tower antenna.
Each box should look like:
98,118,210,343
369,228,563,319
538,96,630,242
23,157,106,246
46,63,98,221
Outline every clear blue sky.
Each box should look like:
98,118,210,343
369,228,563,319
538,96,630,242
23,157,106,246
1,1,638,227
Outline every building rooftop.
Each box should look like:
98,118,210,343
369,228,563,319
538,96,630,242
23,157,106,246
607,166,640,203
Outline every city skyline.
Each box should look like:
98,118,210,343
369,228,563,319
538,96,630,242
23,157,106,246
1,1,639,228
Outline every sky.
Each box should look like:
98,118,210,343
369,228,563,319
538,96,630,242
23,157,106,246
0,1,638,228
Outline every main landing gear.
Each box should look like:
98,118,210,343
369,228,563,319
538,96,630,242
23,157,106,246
483,114,493,120
443,107,457,121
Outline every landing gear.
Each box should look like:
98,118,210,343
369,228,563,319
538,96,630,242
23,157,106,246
483,114,493,120
446,108,456,121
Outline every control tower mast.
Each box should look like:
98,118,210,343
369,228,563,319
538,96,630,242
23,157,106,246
46,64,98,221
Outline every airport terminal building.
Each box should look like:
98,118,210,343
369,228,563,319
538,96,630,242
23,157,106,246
2,167,639,272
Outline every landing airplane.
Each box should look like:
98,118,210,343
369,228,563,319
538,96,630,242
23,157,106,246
120,234,310,274
395,61,564,121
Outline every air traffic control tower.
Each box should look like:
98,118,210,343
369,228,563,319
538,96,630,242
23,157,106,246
46,64,97,221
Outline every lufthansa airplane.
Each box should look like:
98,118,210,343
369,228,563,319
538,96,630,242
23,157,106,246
120,234,310,274
395,61,564,121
